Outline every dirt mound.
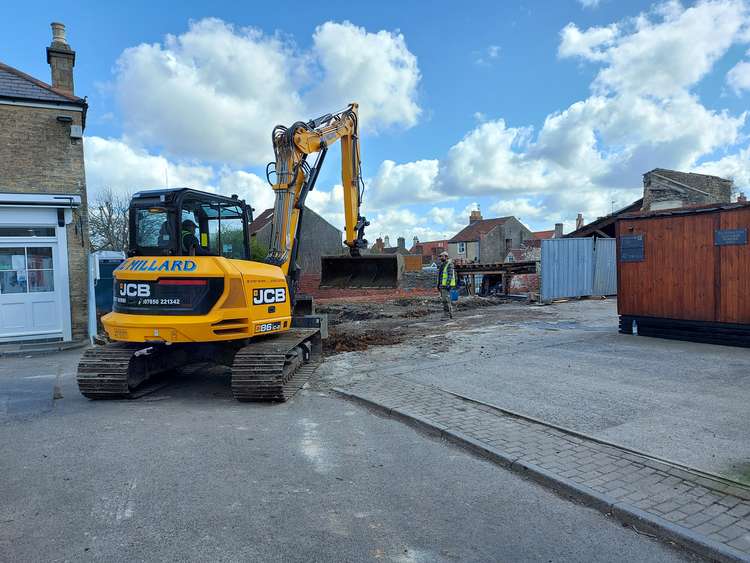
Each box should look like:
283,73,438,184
401,308,431,318
323,328,405,355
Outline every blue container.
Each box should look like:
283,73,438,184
450,288,459,302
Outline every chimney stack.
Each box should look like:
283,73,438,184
47,22,75,95
554,223,564,238
576,213,584,230
413,236,419,246
384,235,390,248
469,208,483,224
397,237,405,250
738,192,747,204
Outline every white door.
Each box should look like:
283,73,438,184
0,240,62,341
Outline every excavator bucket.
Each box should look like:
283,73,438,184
320,255,401,289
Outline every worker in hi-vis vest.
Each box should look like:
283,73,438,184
437,251,457,319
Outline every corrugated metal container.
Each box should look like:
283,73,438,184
592,238,617,296
541,238,594,301
616,203,750,346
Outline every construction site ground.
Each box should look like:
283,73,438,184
320,296,749,481
2,296,748,561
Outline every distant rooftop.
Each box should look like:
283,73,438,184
449,217,511,243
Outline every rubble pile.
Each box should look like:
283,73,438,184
401,270,437,290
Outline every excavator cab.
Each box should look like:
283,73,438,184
128,188,253,259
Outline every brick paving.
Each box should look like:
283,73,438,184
337,375,750,560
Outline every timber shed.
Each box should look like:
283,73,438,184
616,203,750,347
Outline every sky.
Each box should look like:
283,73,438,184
3,0,750,243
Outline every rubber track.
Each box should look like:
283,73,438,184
231,328,321,402
76,342,140,399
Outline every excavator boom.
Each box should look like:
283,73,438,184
265,103,398,289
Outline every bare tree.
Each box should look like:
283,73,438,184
89,188,130,252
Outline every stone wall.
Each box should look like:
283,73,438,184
502,217,535,250
480,226,504,263
0,103,90,340
643,168,732,211
479,218,534,263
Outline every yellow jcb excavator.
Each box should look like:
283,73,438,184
76,103,397,401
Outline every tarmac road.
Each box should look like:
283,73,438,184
0,354,694,562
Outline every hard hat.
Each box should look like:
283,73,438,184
439,251,449,257
182,219,197,229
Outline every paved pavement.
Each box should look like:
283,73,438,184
321,299,750,480
336,375,750,561
0,353,695,562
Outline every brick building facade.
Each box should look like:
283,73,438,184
0,23,90,342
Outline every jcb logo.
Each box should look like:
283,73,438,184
253,288,286,305
119,283,150,297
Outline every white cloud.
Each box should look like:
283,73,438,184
490,198,546,219
425,202,480,237
441,119,563,194
305,184,346,233
558,23,618,61
113,18,421,166
114,19,304,166
367,208,450,243
84,136,214,198
590,1,748,97
217,169,274,214
368,159,442,206
727,55,750,94
578,0,602,8
308,21,421,131
694,145,750,189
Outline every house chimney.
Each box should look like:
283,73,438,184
47,22,75,95
384,235,390,247
397,237,405,250
554,223,564,238
413,236,419,246
469,208,483,224
738,192,747,204
576,213,584,230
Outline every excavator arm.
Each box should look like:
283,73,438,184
265,103,369,274
264,103,399,292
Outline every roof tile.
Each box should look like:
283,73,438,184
0,61,84,104
449,217,510,243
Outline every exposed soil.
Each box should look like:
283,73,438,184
318,294,533,357
323,328,406,355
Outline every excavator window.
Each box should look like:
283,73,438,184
134,207,171,249
179,196,250,259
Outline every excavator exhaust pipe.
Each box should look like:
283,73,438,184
320,255,402,289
